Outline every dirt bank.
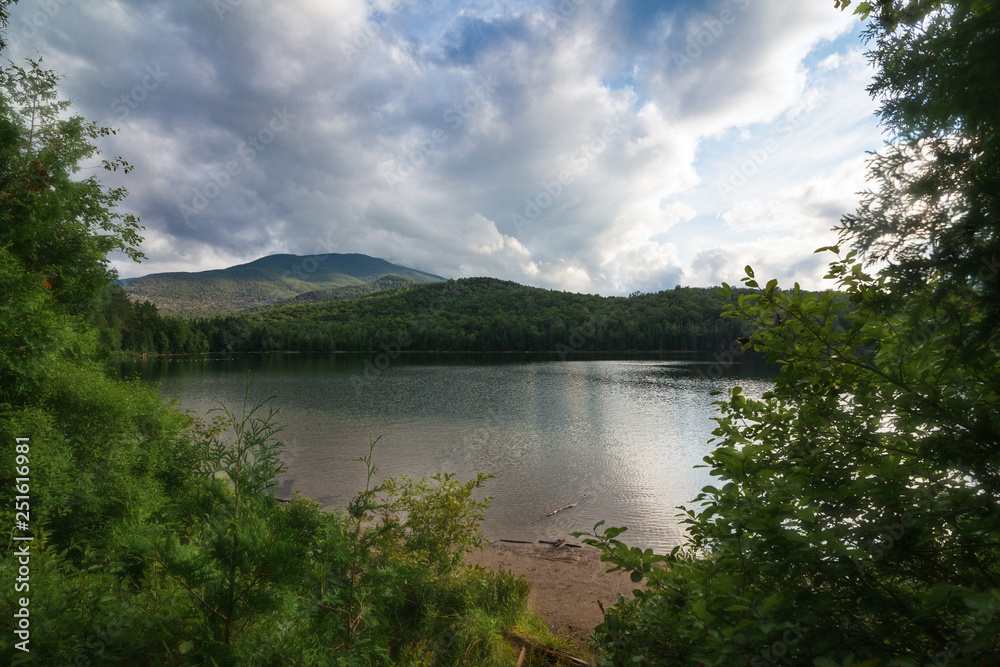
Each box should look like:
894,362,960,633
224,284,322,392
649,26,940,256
465,540,638,653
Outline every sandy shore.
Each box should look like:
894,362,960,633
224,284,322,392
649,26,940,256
464,540,638,652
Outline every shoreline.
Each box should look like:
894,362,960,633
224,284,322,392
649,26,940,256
465,540,638,653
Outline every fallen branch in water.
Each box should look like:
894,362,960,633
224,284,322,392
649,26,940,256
539,539,581,548
529,494,588,525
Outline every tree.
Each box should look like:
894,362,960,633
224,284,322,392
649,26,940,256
149,378,304,649
835,0,1000,329
0,57,144,400
0,1,16,52
0,58,144,311
576,2,1000,664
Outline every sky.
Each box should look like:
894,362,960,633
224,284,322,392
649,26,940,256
6,0,885,295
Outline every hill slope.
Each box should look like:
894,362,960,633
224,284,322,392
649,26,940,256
277,275,421,307
190,277,756,353
119,253,445,316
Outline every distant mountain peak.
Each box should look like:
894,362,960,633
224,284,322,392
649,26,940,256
119,252,445,317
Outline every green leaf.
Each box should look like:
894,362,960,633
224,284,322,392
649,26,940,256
814,659,841,667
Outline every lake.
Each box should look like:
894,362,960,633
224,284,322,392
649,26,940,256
118,352,776,552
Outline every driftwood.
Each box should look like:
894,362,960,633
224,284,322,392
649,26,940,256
505,631,591,666
538,539,581,548
529,494,588,525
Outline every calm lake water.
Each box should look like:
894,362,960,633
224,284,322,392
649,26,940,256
118,352,776,552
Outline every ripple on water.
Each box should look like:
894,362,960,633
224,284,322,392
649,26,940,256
128,355,773,554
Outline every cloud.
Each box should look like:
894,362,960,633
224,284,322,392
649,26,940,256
5,0,882,294
721,157,869,235
686,156,871,288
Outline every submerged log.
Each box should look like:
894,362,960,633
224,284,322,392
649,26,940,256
529,494,588,525
538,539,582,548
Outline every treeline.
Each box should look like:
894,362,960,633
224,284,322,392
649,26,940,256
92,284,210,354
168,278,757,355
95,277,756,356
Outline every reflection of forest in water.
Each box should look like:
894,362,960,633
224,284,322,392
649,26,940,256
122,352,775,552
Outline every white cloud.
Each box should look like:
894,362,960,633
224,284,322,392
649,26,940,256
722,157,869,236
462,213,530,257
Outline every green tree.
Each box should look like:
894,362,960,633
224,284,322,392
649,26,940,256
0,1,16,52
149,378,304,651
0,58,143,308
0,49,207,666
0,57,143,399
835,0,1000,328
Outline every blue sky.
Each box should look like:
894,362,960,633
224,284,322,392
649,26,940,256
6,0,884,294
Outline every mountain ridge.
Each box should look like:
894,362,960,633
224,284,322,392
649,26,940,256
118,252,445,317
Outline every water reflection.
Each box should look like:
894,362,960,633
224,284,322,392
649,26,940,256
118,352,776,552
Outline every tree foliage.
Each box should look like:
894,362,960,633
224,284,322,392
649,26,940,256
173,279,756,355
0,57,144,400
836,0,1000,329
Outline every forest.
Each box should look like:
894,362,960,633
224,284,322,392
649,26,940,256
94,278,758,356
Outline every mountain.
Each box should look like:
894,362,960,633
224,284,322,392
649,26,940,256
118,253,445,317
276,275,421,307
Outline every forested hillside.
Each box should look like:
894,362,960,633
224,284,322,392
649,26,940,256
96,277,762,355
195,278,755,353
276,273,421,306
118,252,444,317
